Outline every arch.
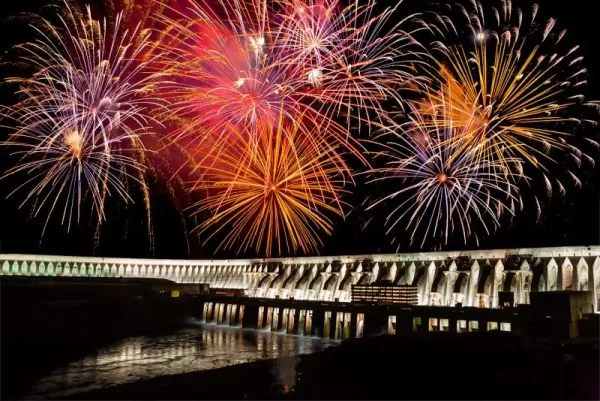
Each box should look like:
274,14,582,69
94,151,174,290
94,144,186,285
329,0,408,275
530,262,545,293
48,262,55,276
387,263,398,282
21,261,28,275
477,263,492,294
538,274,547,292
39,262,46,276
592,257,600,286
340,273,354,294
30,262,37,276
546,259,558,291
294,265,317,299
577,261,589,291
435,274,448,306
282,265,304,291
452,272,469,305
406,262,417,286
2,261,9,275
309,273,324,292
126,265,133,276
357,273,370,285
323,274,338,292
562,259,574,290
258,274,275,290
269,265,291,292
502,271,516,292
371,263,380,283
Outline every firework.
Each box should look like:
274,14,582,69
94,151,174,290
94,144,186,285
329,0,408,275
191,115,346,257
276,0,426,124
152,0,425,175
1,1,163,237
366,98,519,249
415,0,598,191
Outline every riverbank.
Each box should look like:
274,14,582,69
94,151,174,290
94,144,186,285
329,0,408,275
57,332,599,400
1,277,198,399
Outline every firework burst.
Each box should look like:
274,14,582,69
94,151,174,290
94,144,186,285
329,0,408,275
151,0,425,178
191,115,347,257
366,98,519,249
1,1,163,238
414,0,598,193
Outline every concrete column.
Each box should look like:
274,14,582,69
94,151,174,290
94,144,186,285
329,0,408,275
583,257,598,311
350,313,358,339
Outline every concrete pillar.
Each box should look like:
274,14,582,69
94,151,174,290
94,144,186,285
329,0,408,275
350,313,358,339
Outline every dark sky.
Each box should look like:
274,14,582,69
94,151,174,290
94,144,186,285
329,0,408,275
0,0,598,260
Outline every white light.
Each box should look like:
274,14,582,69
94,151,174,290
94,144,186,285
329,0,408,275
477,32,486,41
249,36,265,53
233,78,245,88
307,68,322,86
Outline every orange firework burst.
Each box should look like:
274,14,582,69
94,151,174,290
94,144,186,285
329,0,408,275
191,116,347,257
414,0,598,192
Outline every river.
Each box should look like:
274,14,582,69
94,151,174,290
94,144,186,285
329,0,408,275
23,323,338,399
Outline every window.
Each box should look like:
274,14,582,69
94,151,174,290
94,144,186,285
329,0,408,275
356,313,365,338
413,317,422,332
468,320,479,332
440,319,449,332
500,322,511,332
457,320,467,333
429,318,439,332
487,321,499,331
388,316,397,335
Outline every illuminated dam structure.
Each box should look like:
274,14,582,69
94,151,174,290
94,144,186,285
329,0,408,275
1,246,599,311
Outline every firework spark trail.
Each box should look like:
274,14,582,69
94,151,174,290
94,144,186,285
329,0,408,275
366,97,519,249
191,113,347,257
151,0,426,180
415,0,598,193
1,0,164,237
276,0,428,125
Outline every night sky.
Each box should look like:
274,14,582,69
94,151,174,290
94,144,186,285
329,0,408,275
0,0,598,260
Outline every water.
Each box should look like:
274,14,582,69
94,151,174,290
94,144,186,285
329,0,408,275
24,324,338,399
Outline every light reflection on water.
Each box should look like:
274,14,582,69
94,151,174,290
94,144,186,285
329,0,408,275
26,323,337,399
